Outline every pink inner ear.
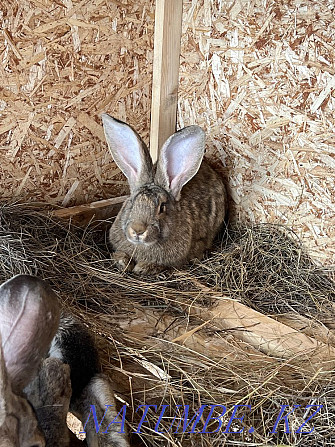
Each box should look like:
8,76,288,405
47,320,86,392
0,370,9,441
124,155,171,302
114,126,141,177
103,116,142,183
166,145,193,181
0,296,40,377
0,277,60,392
0,337,7,419
163,129,204,195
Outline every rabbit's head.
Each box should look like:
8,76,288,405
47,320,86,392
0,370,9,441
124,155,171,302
0,275,60,446
102,114,205,247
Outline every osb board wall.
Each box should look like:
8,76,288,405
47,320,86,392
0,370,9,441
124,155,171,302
0,0,154,205
1,0,334,265
178,0,335,265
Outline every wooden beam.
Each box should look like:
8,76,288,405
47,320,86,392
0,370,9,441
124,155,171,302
177,279,335,362
52,195,127,226
149,0,183,162
114,305,265,361
83,295,335,366
194,299,335,362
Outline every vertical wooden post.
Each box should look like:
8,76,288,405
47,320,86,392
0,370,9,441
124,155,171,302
150,0,183,163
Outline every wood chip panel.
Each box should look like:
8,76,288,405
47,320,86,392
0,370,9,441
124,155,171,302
178,0,335,265
0,0,154,205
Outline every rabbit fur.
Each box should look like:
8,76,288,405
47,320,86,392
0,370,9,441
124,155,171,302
25,357,72,447
102,114,227,275
49,313,130,447
0,274,130,447
0,274,60,446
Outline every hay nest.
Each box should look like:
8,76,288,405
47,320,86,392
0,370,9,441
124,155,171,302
0,202,334,447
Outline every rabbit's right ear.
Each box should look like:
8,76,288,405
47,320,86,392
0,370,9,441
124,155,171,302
0,275,60,393
155,126,205,201
102,114,153,192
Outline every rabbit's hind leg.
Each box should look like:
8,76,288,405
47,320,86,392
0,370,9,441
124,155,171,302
72,374,130,447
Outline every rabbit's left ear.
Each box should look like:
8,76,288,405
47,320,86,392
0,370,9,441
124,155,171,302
0,275,60,393
0,337,9,424
102,114,154,192
155,126,205,200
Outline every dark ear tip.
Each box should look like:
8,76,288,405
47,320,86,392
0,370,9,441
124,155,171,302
170,126,206,150
101,114,128,128
182,125,205,137
171,125,205,142
186,124,204,131
101,113,113,124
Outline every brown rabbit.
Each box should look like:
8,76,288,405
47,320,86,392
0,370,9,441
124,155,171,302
0,274,61,446
50,315,130,447
102,114,227,275
25,357,72,447
0,274,130,447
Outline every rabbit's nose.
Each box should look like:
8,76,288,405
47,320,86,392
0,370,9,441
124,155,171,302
128,223,148,241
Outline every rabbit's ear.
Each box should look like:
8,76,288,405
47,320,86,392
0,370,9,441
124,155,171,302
102,114,153,191
0,338,9,424
155,126,205,200
0,332,46,447
0,275,60,393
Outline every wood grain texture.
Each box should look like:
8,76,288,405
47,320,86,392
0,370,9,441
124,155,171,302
150,0,183,162
201,299,335,361
52,195,127,225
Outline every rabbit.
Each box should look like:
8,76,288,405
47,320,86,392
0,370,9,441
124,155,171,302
0,274,130,447
49,314,130,447
24,357,72,446
0,274,61,446
102,114,227,275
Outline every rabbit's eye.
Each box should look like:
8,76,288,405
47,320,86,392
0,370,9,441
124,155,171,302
159,202,167,214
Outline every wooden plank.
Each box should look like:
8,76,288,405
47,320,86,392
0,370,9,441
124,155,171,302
80,292,335,367
149,0,183,162
195,299,335,361
115,305,265,361
276,313,335,347
52,195,127,226
178,279,335,361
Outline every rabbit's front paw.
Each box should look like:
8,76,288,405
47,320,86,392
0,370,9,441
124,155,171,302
133,262,164,276
113,251,135,272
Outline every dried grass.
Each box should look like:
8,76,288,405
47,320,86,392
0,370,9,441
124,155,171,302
0,201,334,446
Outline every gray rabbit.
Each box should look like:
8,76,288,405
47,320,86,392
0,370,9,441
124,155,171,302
49,314,130,447
0,275,130,447
0,274,61,446
102,114,227,275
